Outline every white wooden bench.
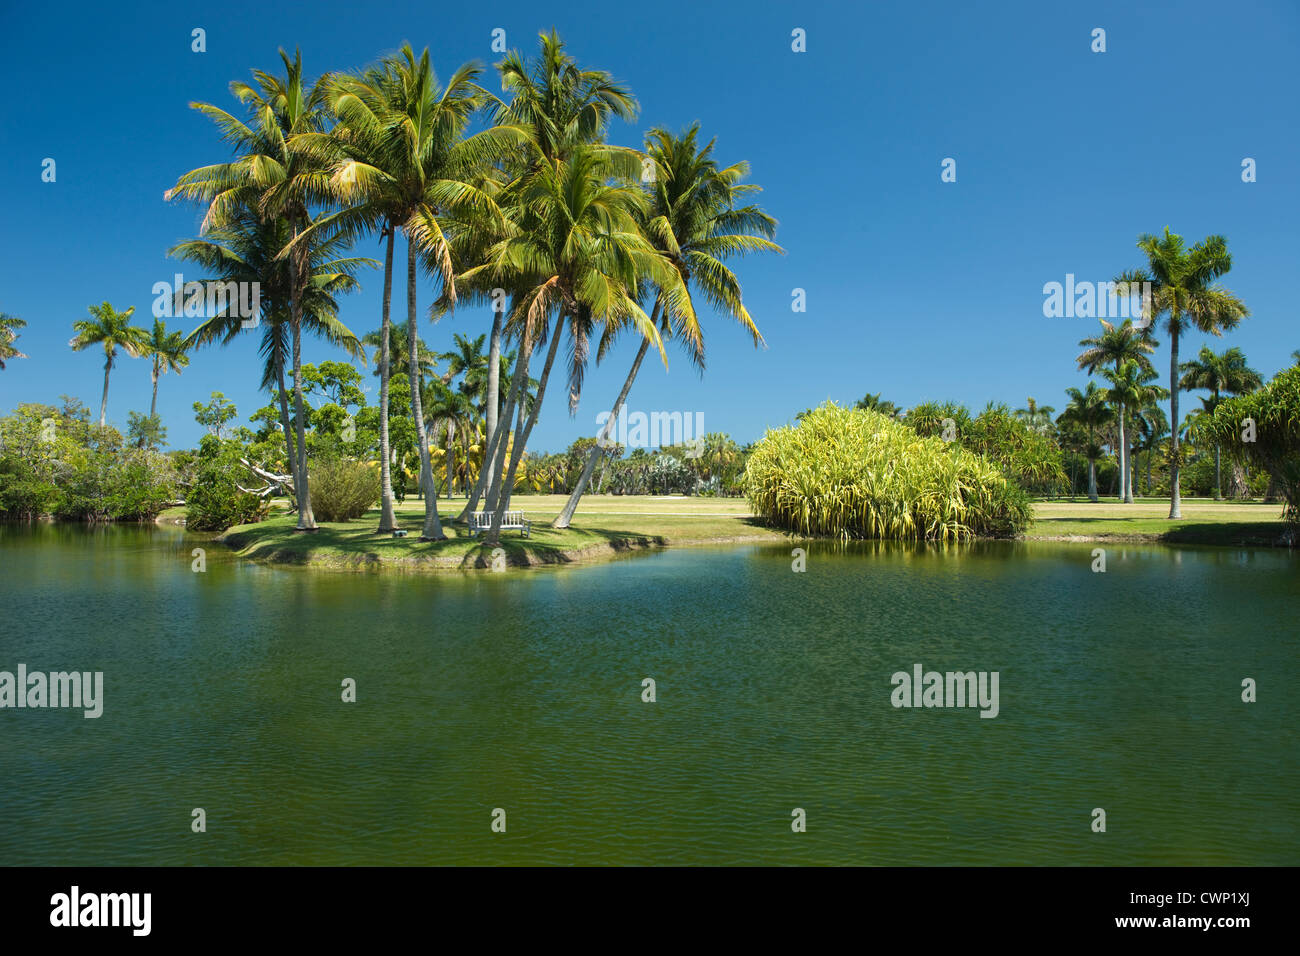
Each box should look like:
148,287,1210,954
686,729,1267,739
468,510,531,538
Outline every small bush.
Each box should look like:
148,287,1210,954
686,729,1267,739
309,457,379,522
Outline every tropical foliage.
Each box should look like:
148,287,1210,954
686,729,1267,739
745,403,1031,541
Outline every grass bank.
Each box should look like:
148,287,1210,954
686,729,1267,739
211,494,1293,571
217,494,784,570
1028,499,1293,546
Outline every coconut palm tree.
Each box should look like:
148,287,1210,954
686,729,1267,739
1059,382,1113,502
143,319,191,418
552,124,781,529
0,313,27,369
171,201,368,490
166,49,339,530
424,378,477,497
1076,319,1157,503
1116,229,1249,517
68,302,149,427
469,146,705,544
454,30,641,529
1178,345,1263,499
323,48,518,535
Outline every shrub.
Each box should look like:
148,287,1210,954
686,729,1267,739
745,402,1032,541
185,435,270,532
309,457,379,522
1202,366,1300,522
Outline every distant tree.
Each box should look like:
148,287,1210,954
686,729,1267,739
855,392,902,418
0,313,27,369
193,392,239,439
127,411,167,450
144,318,190,417
1059,382,1113,502
68,302,149,426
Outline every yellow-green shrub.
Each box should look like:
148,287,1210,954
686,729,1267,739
745,403,1031,541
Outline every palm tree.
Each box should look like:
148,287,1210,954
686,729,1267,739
322,46,518,540
856,392,903,419
552,124,781,529
455,30,640,529
1178,345,1263,499
143,319,190,417
1116,229,1249,517
424,378,477,497
1014,397,1055,434
0,313,27,369
166,49,339,531
68,302,149,427
1076,319,1157,503
171,200,368,491
1059,382,1113,502
1133,402,1169,495
1101,360,1168,503
440,332,488,391
324,49,517,534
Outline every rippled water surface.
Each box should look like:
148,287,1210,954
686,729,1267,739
1,523,1296,865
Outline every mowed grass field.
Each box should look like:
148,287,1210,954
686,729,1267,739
203,494,1293,570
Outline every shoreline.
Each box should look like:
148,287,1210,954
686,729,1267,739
204,500,1294,572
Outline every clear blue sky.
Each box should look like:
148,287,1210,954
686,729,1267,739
2,0,1297,451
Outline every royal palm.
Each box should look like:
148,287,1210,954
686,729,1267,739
1116,229,1248,517
1178,345,1262,499
68,302,149,427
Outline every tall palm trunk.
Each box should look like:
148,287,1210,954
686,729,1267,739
150,361,160,418
1125,433,1135,502
552,306,658,529
1086,425,1099,503
1214,444,1223,500
1168,325,1182,519
406,236,445,541
1116,403,1127,504
376,226,397,532
485,319,564,545
484,304,503,494
445,420,456,498
275,363,298,508
472,327,532,523
99,354,112,427
290,232,316,531
457,302,506,522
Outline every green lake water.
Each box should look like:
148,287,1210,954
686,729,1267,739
1,523,1296,865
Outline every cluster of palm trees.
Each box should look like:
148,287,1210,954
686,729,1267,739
165,33,779,545
61,303,191,430
1060,228,1258,513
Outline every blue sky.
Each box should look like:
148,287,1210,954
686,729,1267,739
2,0,1297,451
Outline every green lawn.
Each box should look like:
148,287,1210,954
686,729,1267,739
216,494,784,570
208,493,1293,571
1029,498,1292,545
